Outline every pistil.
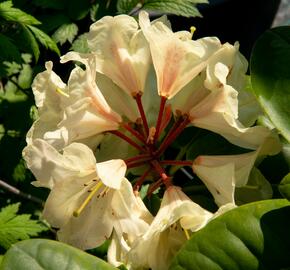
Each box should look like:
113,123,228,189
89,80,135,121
73,180,103,217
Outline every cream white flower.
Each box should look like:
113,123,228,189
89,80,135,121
170,42,280,153
139,11,221,99
87,14,151,96
28,58,122,150
27,62,67,149
193,149,263,206
129,186,212,270
108,192,153,269
23,139,149,250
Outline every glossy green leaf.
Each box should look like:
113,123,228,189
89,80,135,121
0,239,117,270
251,27,290,142
170,199,290,270
0,1,40,25
279,173,290,200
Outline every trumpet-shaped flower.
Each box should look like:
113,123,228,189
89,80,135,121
29,56,122,150
23,11,283,270
23,139,150,250
139,11,221,99
193,149,262,206
129,186,213,270
87,15,151,96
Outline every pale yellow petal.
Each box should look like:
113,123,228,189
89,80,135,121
139,11,221,99
87,15,151,95
96,160,127,189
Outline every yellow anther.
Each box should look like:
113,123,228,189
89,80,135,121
184,229,190,240
56,87,69,97
190,26,196,36
73,181,103,217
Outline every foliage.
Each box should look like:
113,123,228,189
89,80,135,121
0,203,47,250
251,26,290,143
0,239,117,270
0,0,289,269
170,199,290,270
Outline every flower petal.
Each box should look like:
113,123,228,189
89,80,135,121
87,15,151,95
139,11,221,99
23,139,97,189
189,85,281,153
96,159,127,189
192,150,259,206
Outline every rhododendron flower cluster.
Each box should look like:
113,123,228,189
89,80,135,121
23,11,280,270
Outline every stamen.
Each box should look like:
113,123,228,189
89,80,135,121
190,26,196,36
73,181,103,217
184,228,190,240
123,123,146,144
56,87,69,97
109,130,146,153
160,160,193,166
134,93,149,136
154,96,167,142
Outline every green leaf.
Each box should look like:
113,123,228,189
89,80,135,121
0,239,117,270
279,173,290,200
37,13,70,33
186,130,249,160
170,199,290,270
0,1,40,25
67,0,91,20
52,23,78,45
0,256,3,266
117,0,140,13
0,203,47,250
251,26,290,142
28,25,60,56
142,0,208,18
18,25,40,62
235,167,273,205
70,33,90,53
31,0,66,10
0,33,21,63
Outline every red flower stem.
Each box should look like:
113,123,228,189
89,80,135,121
150,160,171,188
123,123,146,144
127,159,151,169
154,117,190,157
109,130,145,153
159,105,172,133
135,93,149,136
160,160,193,166
154,96,167,142
125,154,151,164
147,178,163,196
133,167,152,191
